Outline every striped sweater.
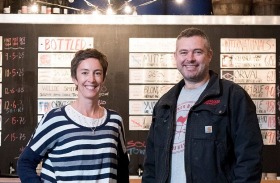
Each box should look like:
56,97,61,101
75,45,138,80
17,106,129,183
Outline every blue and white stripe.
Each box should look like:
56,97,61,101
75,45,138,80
26,106,127,183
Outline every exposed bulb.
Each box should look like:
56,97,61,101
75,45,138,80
124,5,132,14
176,0,184,4
30,4,39,13
106,4,115,15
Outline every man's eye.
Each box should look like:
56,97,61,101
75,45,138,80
194,50,202,54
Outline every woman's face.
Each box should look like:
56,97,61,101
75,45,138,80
72,58,104,101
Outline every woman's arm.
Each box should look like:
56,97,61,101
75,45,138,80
17,146,42,183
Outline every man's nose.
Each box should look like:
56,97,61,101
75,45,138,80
186,52,194,61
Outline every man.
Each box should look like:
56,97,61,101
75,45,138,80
142,27,263,183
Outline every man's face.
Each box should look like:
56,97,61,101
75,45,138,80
174,36,212,84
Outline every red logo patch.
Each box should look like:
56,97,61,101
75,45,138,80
204,99,220,105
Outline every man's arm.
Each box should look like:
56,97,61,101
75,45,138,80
231,88,263,183
142,114,156,183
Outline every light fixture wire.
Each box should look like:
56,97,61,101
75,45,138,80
35,0,158,14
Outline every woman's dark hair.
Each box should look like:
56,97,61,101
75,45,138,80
71,48,108,81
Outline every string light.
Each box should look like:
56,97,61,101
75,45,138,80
30,3,39,13
83,0,158,15
137,0,157,7
36,0,158,15
106,4,115,15
175,0,184,4
124,1,132,14
91,7,101,15
83,0,104,14
132,7,137,15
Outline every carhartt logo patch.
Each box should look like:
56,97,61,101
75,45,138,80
205,126,212,133
204,99,220,105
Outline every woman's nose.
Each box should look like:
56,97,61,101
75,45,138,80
88,74,96,81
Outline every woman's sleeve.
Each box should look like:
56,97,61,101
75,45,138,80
17,111,54,183
117,116,130,183
17,146,42,183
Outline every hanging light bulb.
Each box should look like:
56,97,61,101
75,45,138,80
132,7,137,15
30,3,39,13
124,1,132,14
175,0,184,4
106,4,115,15
92,7,101,15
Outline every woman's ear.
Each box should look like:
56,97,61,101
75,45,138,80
72,77,78,90
72,77,78,85
102,75,106,83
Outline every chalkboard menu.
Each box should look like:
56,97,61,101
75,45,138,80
0,15,279,176
1,35,34,174
0,28,38,174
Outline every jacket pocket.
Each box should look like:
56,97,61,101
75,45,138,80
190,138,230,183
190,104,228,140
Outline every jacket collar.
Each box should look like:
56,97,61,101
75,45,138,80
157,70,221,108
202,70,221,97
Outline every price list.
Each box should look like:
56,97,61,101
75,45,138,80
128,38,180,130
1,36,28,162
220,38,277,145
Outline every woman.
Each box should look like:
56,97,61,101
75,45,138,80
17,48,129,183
